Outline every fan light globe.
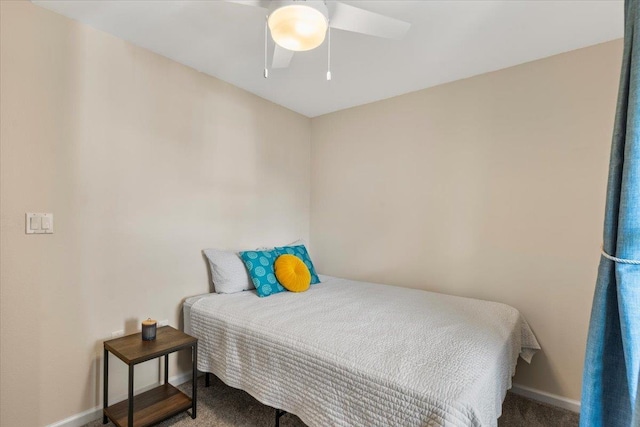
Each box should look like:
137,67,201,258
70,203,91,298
268,4,328,52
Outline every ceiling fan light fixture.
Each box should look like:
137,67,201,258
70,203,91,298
268,3,328,52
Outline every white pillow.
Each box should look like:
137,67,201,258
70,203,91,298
203,249,254,294
255,239,307,252
287,238,306,248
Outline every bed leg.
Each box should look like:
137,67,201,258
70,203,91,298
275,409,286,427
205,372,210,387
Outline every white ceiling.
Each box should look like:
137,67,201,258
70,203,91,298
32,1,623,117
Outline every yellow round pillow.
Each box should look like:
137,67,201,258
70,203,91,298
274,254,311,292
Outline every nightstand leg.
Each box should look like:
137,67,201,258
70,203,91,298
164,354,169,384
192,343,197,419
128,365,134,427
103,348,108,424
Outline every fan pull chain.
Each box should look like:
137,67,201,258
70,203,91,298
264,15,269,79
326,24,332,81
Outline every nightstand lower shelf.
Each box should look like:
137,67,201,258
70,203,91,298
104,384,192,427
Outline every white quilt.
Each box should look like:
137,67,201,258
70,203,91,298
189,276,540,427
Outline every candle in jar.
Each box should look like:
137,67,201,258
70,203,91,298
142,318,157,341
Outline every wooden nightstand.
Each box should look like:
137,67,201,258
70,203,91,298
103,326,198,427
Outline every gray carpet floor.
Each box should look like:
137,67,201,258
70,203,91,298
87,376,579,427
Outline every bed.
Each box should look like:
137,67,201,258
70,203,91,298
184,275,540,427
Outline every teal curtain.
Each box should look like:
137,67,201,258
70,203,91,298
581,0,640,425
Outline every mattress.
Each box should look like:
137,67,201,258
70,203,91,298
184,292,210,337
187,275,540,427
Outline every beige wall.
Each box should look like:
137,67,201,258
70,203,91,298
310,40,623,402
0,2,310,426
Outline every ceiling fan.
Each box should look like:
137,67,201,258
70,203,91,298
225,0,411,79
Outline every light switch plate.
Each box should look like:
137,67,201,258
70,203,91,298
30,216,41,230
26,213,53,234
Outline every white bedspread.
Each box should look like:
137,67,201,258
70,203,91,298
189,276,540,427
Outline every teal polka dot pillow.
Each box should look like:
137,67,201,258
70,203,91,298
238,249,285,297
275,245,320,285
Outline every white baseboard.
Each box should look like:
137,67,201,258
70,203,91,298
46,406,102,427
46,371,195,427
511,383,581,413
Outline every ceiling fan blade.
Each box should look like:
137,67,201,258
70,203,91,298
272,45,295,69
224,0,270,8
328,2,410,40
